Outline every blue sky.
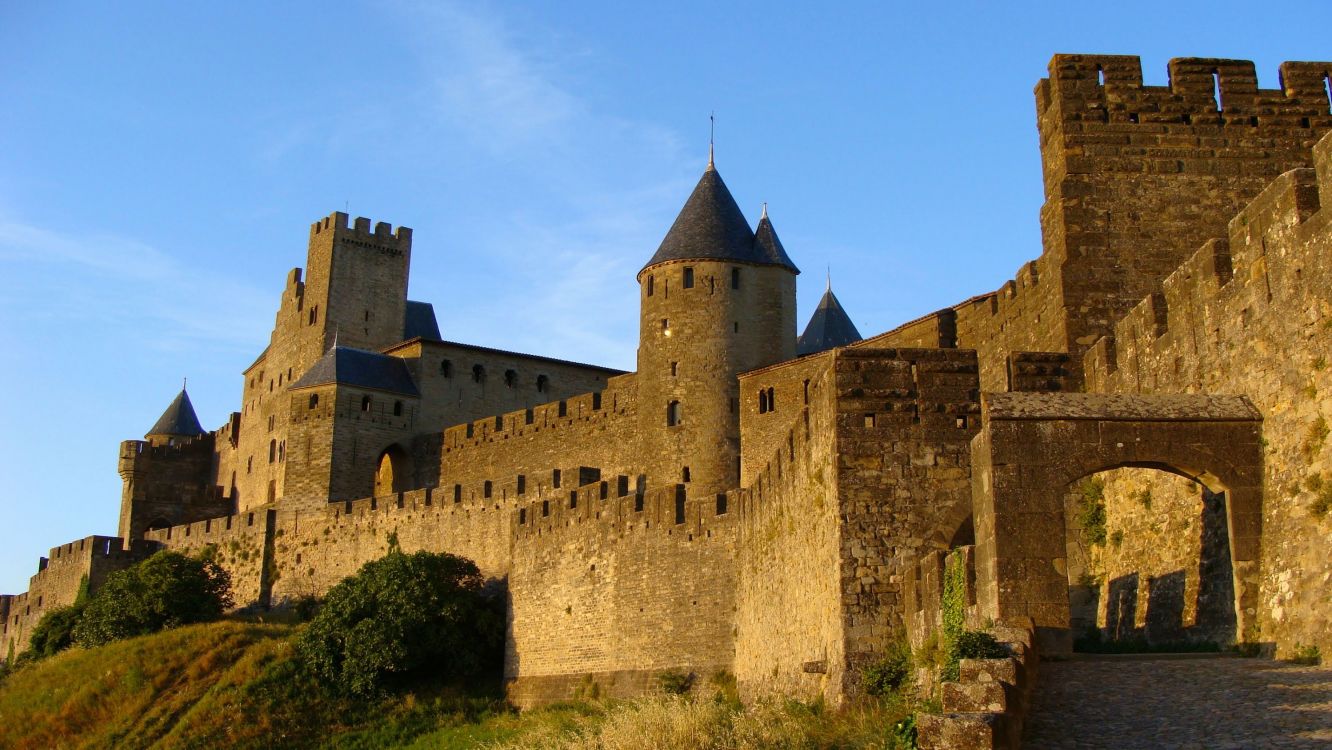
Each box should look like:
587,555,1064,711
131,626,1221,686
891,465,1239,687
0,1,1326,592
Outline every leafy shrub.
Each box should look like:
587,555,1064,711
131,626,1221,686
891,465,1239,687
1076,477,1108,546
863,638,911,697
72,551,232,648
954,631,1009,661
28,604,86,658
1289,644,1322,665
295,549,502,697
656,669,694,695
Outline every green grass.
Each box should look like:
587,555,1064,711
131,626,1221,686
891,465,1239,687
0,622,916,749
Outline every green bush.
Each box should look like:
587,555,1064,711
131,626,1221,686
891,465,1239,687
295,549,503,697
863,638,911,697
28,604,86,658
656,669,694,695
954,631,1009,661
72,551,233,648
1076,478,1108,546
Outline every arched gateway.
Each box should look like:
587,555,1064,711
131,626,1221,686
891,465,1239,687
970,392,1263,654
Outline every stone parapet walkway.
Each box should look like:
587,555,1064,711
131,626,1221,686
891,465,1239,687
1025,654,1332,749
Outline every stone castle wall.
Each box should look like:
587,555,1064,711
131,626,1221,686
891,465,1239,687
864,56,1332,391
506,482,740,707
2,536,155,656
1081,135,1332,656
734,352,844,702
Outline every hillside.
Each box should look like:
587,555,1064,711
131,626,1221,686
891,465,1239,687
0,621,913,749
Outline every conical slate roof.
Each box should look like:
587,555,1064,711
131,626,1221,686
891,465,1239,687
754,209,798,270
289,345,419,396
797,285,863,356
147,388,206,438
640,165,799,275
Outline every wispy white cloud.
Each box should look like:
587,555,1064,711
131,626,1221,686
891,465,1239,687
0,217,271,355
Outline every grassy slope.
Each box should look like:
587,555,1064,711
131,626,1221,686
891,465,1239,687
0,623,912,749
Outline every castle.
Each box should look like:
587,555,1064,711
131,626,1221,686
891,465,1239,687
3,54,1332,710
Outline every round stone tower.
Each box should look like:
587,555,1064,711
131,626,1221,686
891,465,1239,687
637,159,798,496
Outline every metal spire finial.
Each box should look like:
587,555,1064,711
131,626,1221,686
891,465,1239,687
826,265,832,292
761,201,768,220
182,377,187,391
708,112,715,168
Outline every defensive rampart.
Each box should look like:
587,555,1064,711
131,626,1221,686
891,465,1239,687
1081,131,1332,656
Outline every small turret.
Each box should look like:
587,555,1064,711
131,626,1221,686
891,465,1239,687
797,276,863,356
145,384,206,446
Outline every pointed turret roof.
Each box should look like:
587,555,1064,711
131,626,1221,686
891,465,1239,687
640,165,798,276
146,387,206,439
797,283,863,356
289,345,419,396
753,204,799,271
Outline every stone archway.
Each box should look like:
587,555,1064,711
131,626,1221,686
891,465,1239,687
970,392,1263,654
373,444,414,497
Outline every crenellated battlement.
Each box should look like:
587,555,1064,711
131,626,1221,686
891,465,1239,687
441,379,630,453
1087,157,1328,386
1039,55,1332,126
309,211,412,249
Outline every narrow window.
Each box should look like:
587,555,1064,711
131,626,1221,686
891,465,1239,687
472,364,485,383
504,369,517,387
670,362,678,377
570,491,577,510
674,485,686,525
683,267,694,288
716,493,728,515
1325,74,1332,115
733,322,739,333
525,408,534,425
484,480,493,498
667,400,682,426
517,475,526,494
1096,65,1104,86
269,440,277,463
956,416,968,429
553,469,562,488
361,395,371,412
279,441,285,461
441,359,453,377
682,466,691,482
647,275,654,296
247,456,253,474
731,267,740,289
864,413,876,428
599,481,608,500
363,309,370,322
661,318,669,333
536,374,549,392
308,306,317,325
1212,69,1222,112
519,508,527,524
542,500,550,517
558,400,568,417
393,400,403,416
592,392,602,410
758,390,768,414
803,379,810,404
453,484,462,503
766,387,775,410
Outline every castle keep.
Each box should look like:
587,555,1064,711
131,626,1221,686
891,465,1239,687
4,55,1332,710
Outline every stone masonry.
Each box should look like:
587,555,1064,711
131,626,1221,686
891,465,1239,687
4,55,1332,718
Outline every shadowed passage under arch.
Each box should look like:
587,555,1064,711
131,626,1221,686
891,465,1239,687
969,392,1263,654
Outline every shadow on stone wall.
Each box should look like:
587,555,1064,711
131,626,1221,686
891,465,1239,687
1077,489,1237,648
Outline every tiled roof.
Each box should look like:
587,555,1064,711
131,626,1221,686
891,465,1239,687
641,165,798,275
147,388,206,438
404,300,441,340
796,287,863,355
289,346,419,396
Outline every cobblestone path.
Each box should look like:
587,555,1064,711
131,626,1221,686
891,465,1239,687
1025,655,1332,749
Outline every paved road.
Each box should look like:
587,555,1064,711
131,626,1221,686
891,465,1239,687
1024,655,1332,749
